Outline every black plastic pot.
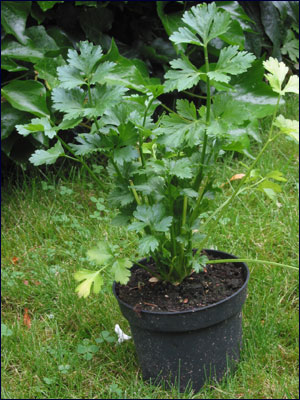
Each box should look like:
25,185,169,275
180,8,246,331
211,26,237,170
113,249,250,392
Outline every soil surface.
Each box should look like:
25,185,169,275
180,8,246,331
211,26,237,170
115,252,246,312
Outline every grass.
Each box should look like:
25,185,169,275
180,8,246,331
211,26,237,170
1,95,299,399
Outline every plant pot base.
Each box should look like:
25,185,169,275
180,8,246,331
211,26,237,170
131,311,242,392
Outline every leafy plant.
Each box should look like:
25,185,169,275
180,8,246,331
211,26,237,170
15,3,299,294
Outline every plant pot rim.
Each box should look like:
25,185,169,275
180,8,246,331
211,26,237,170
113,248,250,316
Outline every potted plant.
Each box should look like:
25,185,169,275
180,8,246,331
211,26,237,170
16,3,299,392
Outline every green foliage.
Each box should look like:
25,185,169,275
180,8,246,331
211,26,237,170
239,1,299,68
2,0,297,169
3,2,299,292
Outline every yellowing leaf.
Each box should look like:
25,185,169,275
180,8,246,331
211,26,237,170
74,269,103,298
274,115,299,142
263,57,288,94
283,75,299,95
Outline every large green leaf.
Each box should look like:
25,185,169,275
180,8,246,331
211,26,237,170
1,38,44,62
1,1,31,45
217,1,254,31
34,55,65,89
259,2,284,59
1,25,60,63
1,102,30,140
1,57,28,72
26,26,60,55
156,2,186,53
228,60,283,119
1,80,49,117
102,39,161,94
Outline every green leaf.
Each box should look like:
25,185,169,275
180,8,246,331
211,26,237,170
101,39,159,94
37,1,63,11
170,3,231,47
207,46,255,83
127,221,147,233
258,180,282,193
111,259,131,284
83,85,128,119
51,87,86,120
170,158,193,179
1,38,44,63
1,57,28,72
138,235,159,254
164,57,202,92
228,60,283,119
113,146,139,166
154,216,173,233
90,61,116,85
260,2,283,59
26,25,60,54
69,134,102,156
1,80,49,117
16,117,56,139
74,269,103,298
281,29,299,63
1,102,30,140
87,242,113,265
266,170,287,182
134,204,172,233
155,100,205,148
29,141,64,165
34,55,65,89
1,1,31,45
67,41,103,75
57,65,86,89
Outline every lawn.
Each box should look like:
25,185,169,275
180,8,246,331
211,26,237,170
1,95,299,399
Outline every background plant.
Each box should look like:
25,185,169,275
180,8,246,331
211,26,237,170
2,1,298,171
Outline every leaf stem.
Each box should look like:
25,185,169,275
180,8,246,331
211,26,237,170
193,44,211,191
129,180,142,205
